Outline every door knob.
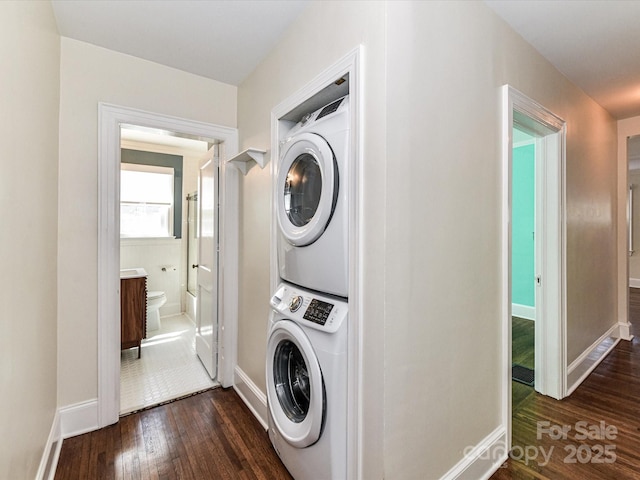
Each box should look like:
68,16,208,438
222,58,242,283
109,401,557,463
192,264,199,269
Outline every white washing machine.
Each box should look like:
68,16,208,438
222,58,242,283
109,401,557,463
266,282,348,480
276,95,349,298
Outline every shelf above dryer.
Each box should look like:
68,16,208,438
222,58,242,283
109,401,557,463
227,148,268,175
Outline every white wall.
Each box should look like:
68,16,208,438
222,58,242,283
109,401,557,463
57,37,237,408
0,2,60,478
384,2,617,477
237,1,387,477
121,238,182,316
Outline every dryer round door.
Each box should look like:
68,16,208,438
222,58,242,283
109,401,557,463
266,319,325,448
277,132,337,246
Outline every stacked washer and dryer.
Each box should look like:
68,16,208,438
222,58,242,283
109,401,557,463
266,95,350,479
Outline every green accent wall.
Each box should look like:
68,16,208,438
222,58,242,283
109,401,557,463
512,143,535,307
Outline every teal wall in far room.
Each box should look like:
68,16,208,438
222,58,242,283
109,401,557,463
512,142,535,307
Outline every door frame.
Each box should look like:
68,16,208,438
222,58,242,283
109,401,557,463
617,117,640,341
501,85,567,446
97,104,238,427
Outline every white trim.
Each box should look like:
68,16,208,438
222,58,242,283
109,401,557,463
618,321,633,340
441,427,508,480
617,117,640,342
501,85,567,452
270,46,363,479
513,138,536,148
119,237,179,246
500,84,513,452
217,142,240,388
233,366,268,430
185,291,197,322
630,278,640,288
36,411,61,480
566,324,620,395
511,304,535,321
98,104,238,428
59,399,99,439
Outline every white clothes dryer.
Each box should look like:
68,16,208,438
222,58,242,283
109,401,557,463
276,95,349,298
266,282,348,480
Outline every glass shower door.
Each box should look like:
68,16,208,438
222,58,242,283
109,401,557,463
187,192,198,296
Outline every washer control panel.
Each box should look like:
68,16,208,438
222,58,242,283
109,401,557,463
270,283,347,333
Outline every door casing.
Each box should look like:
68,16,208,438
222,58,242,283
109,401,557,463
501,85,567,449
617,118,640,341
97,103,238,427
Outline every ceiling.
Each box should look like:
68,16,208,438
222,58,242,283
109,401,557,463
50,0,310,86
485,0,640,120
52,1,640,119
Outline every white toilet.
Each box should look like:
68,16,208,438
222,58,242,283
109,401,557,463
146,290,167,335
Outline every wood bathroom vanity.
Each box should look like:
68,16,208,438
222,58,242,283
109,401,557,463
120,268,148,358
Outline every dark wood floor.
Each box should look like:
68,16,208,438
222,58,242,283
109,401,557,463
512,317,536,412
55,388,292,480
492,289,640,479
55,294,640,480
513,316,535,369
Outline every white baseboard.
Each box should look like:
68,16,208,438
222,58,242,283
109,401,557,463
441,426,507,480
512,304,535,321
566,324,620,396
185,292,197,322
59,398,99,439
36,410,62,480
629,278,640,288
618,321,634,341
233,366,268,430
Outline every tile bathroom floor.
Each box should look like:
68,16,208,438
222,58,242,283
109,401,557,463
120,313,217,415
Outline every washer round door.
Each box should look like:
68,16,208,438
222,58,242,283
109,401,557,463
266,319,325,448
277,132,338,247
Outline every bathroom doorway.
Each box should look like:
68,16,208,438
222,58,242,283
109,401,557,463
97,103,239,428
118,126,216,415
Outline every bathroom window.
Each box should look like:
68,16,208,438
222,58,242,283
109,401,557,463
120,163,175,237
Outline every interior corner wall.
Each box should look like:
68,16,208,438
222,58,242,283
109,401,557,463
57,37,237,408
0,2,60,478
385,1,617,478
237,1,387,478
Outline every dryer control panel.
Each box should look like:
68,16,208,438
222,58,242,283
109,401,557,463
270,283,347,333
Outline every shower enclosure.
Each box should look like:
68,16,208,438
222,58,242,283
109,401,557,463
186,192,198,297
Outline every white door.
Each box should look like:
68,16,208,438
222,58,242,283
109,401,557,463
196,145,218,378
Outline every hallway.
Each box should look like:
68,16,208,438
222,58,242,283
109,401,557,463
492,289,640,479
